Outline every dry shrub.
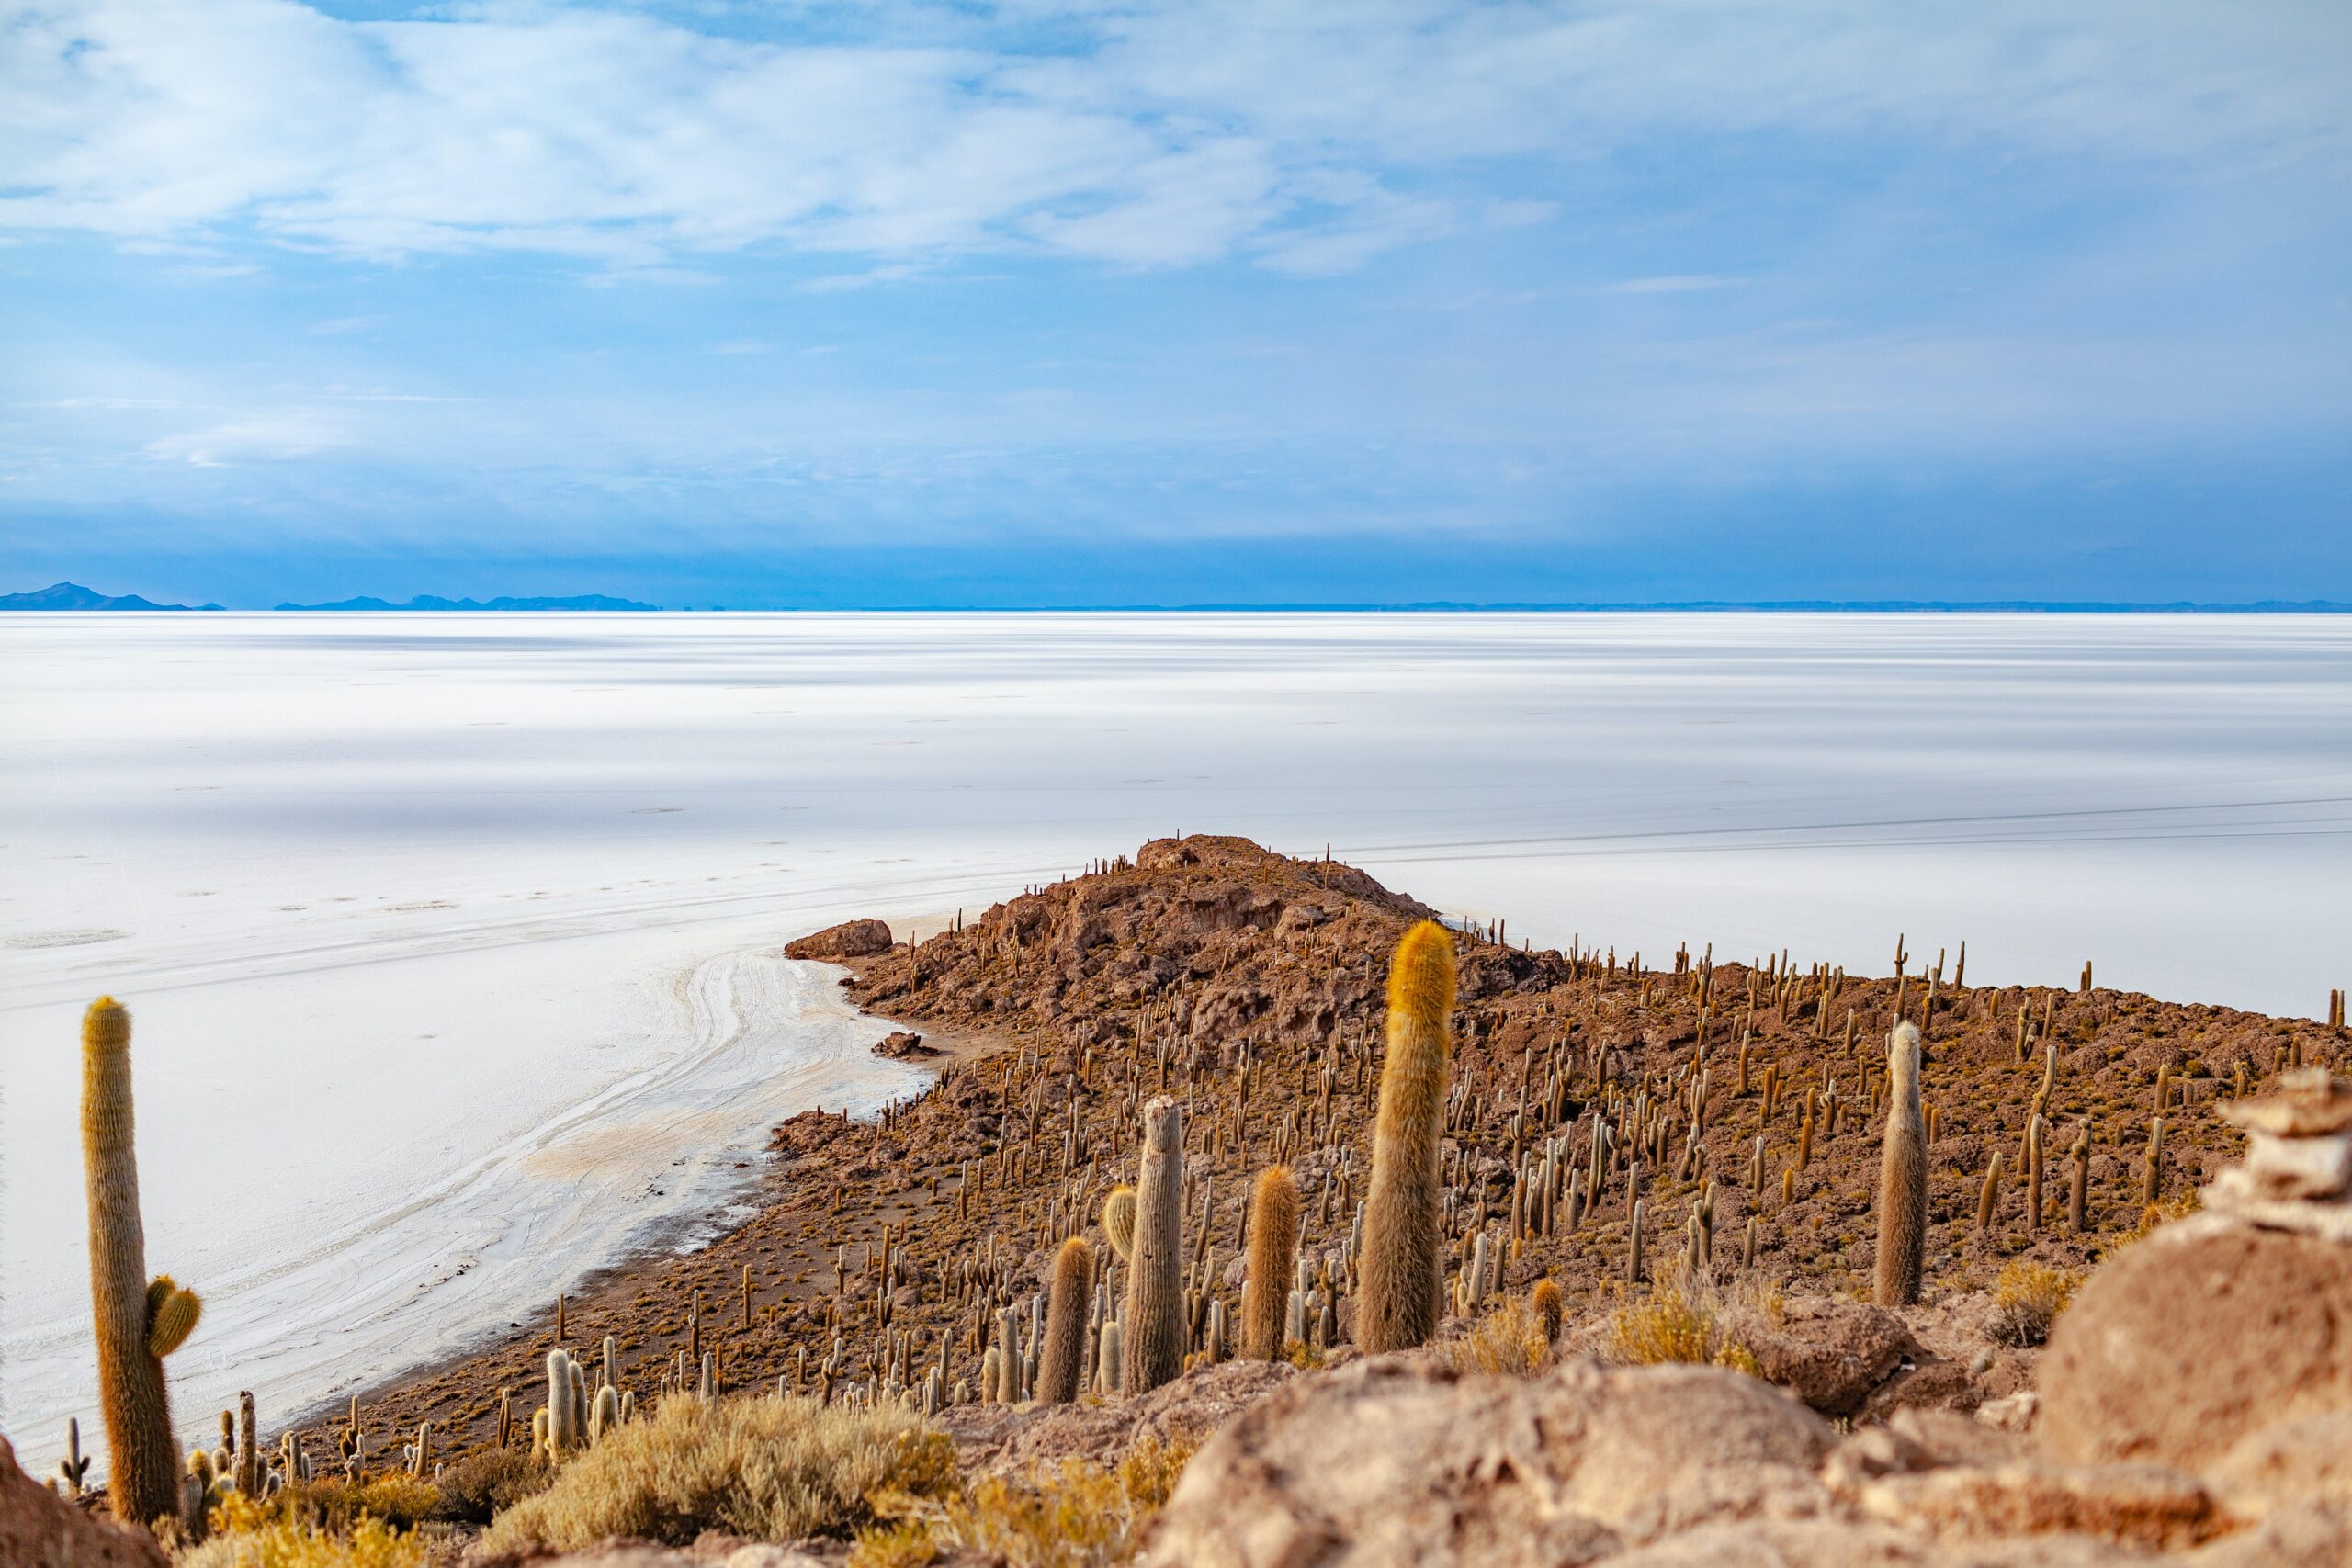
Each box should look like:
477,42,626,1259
428,1446,551,1526
1606,1267,1776,1371
1989,1260,2082,1347
478,1393,952,1552
853,1433,1197,1568
1436,1294,1554,1378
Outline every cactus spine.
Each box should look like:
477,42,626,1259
1359,920,1454,1352
82,998,195,1529
1036,1237,1092,1404
1873,1021,1927,1306
1241,1166,1299,1360
1120,1097,1186,1394
1102,1186,1137,1263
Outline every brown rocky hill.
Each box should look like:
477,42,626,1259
353,834,2331,1461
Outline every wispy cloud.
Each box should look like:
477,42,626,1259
145,415,348,467
4,2,2343,274
1606,275,1744,295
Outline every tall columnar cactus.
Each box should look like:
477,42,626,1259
1359,920,1454,1352
1102,1186,1137,1264
1036,1238,1092,1404
82,997,199,1529
1874,1021,1928,1305
1120,1097,1186,1394
1241,1166,1299,1360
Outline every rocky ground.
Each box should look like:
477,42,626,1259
24,834,2348,1564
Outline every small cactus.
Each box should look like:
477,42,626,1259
1036,1237,1091,1404
1531,1279,1565,1343
1240,1166,1299,1360
1359,921,1454,1353
1102,1186,1137,1263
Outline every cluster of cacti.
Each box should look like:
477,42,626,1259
173,1393,305,1544
252,846,2330,1471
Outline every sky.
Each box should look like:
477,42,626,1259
2,1,2348,609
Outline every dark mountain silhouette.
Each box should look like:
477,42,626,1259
0,581,222,611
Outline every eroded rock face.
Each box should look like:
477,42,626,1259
784,918,894,960
0,1436,169,1568
2036,1224,2352,1472
1143,1356,1836,1568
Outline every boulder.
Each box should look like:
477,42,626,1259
0,1435,168,1568
1744,1295,1918,1416
784,919,893,961
872,1030,940,1061
1143,1355,1835,1568
2037,1224,2352,1472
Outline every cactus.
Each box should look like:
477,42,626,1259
1359,920,1454,1352
1036,1238,1092,1404
1096,1318,1123,1393
1873,1021,1927,1306
591,1384,620,1445
547,1349,580,1455
1102,1186,1137,1263
54,1417,92,1498
1531,1279,1564,1343
81,998,197,1530
1240,1166,1299,1360
235,1390,259,1498
1977,1151,2005,1232
1121,1097,1186,1394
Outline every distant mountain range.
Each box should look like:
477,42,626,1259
274,593,661,612
0,581,223,611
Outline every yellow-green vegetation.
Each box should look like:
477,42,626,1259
1990,1259,2083,1347
1607,1269,1778,1371
479,1393,953,1552
1436,1293,1555,1378
203,1474,441,1539
853,1434,1197,1568
177,1495,424,1568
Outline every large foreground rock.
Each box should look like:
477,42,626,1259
0,1436,168,1568
1144,1355,1838,1567
2036,1224,2352,1472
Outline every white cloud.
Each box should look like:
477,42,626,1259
0,2,2342,274
145,415,349,467
1606,276,1743,294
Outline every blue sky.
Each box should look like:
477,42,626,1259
3,1,2347,608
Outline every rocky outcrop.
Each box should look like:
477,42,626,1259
1145,1356,1838,1567
784,919,894,960
0,1436,168,1568
872,1030,940,1061
2039,1070,2352,1473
